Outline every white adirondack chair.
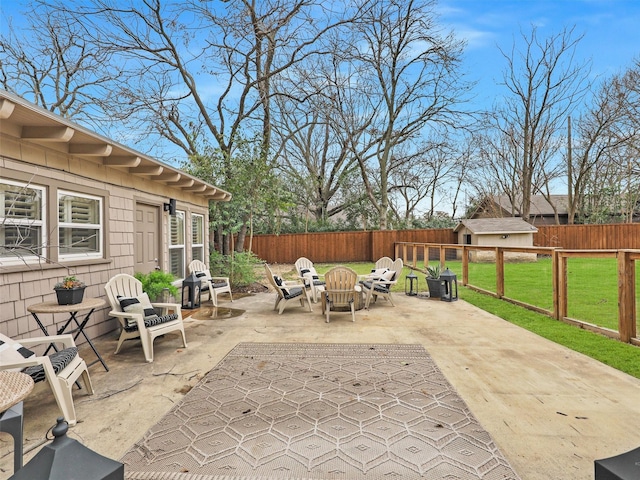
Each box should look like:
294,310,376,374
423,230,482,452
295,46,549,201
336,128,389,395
294,257,325,303
0,333,93,426
188,260,233,307
322,266,359,323
104,273,187,363
361,258,404,308
265,263,313,314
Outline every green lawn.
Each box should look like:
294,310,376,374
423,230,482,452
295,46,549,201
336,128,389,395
429,258,622,331
312,259,623,329
307,261,640,380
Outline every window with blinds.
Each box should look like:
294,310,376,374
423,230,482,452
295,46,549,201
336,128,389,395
191,214,204,262
0,180,46,262
58,191,102,258
169,211,185,278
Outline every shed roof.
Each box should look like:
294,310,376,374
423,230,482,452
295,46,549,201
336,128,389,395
454,218,538,234
0,89,231,201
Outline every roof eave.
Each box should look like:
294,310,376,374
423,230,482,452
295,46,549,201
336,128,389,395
0,90,231,202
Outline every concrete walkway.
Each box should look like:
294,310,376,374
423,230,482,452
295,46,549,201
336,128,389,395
2,285,640,479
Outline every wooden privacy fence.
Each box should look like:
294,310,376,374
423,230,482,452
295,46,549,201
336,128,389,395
395,241,639,346
535,223,640,249
247,223,640,264
247,229,456,264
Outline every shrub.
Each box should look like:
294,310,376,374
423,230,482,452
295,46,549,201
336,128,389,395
134,270,178,300
210,251,261,287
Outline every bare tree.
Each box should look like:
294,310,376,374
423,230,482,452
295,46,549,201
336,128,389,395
9,0,473,234
479,25,590,222
36,0,354,157
271,47,371,226
388,136,471,223
388,146,439,224
342,0,469,229
33,0,357,249
272,108,363,225
0,5,116,129
566,67,639,223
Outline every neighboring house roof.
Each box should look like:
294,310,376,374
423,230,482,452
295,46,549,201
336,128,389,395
454,218,538,234
474,195,569,217
0,89,231,201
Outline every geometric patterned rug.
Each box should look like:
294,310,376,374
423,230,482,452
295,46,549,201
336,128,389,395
122,343,520,480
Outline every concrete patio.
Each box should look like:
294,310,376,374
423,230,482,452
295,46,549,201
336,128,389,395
2,277,640,479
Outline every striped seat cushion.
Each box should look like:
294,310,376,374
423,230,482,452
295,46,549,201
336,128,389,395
123,313,180,332
201,281,229,292
195,272,209,291
0,334,79,383
360,280,390,294
283,287,303,300
23,347,78,384
197,276,228,292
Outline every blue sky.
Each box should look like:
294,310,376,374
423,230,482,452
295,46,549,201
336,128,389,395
1,0,637,212
2,0,638,114
437,0,640,110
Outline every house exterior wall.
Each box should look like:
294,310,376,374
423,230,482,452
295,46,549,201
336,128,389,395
0,134,210,343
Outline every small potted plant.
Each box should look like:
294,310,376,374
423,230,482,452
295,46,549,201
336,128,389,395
425,264,443,299
53,275,87,305
134,270,179,302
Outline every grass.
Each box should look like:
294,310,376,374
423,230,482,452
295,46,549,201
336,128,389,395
431,257,622,331
307,261,640,380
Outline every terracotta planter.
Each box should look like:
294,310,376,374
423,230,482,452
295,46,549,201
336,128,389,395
54,287,86,305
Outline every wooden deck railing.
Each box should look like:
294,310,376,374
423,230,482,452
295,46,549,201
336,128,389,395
394,241,639,346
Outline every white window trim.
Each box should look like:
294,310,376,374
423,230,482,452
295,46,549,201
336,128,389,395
0,179,47,265
169,210,186,278
58,189,103,260
191,213,205,263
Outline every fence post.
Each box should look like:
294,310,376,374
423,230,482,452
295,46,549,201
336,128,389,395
462,246,468,285
552,249,559,320
558,252,568,319
496,248,504,298
617,251,636,343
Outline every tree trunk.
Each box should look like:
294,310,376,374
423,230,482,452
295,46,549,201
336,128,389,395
236,224,247,252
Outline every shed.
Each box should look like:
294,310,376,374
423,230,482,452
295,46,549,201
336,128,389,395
454,218,538,262
0,89,230,340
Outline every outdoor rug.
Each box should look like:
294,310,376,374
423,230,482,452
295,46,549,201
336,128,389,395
122,343,520,480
